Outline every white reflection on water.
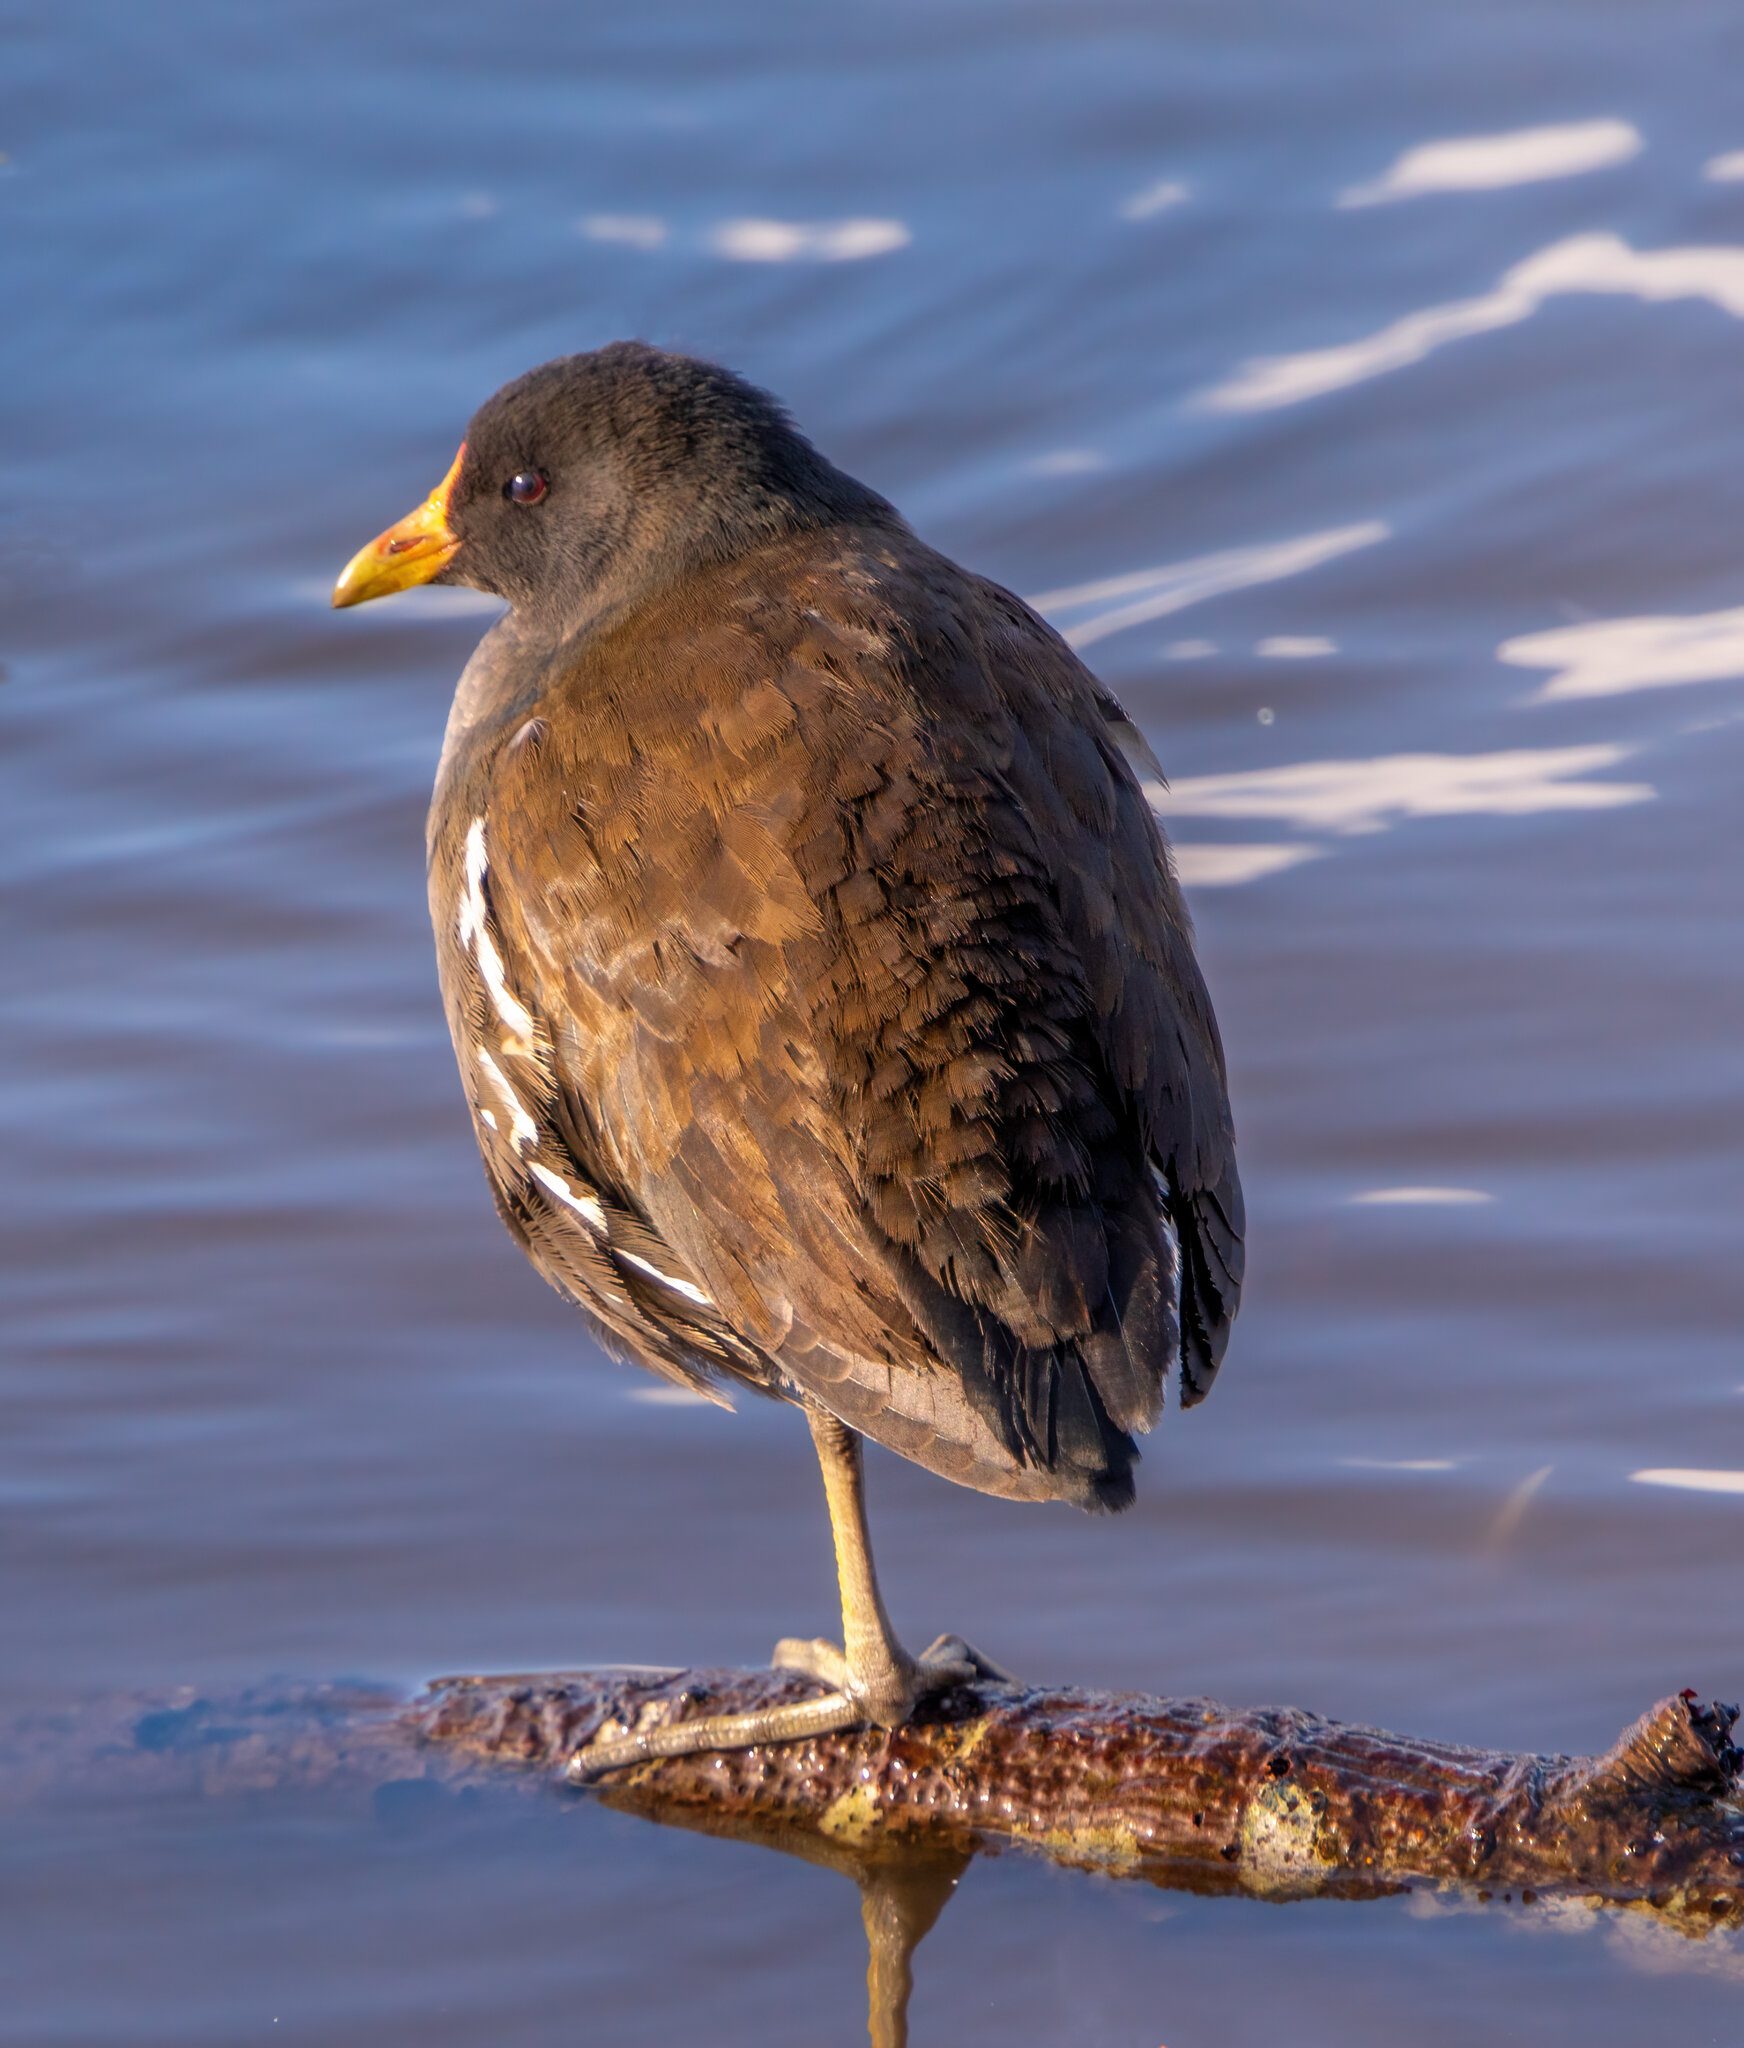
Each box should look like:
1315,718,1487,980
1500,606,1744,701
1339,119,1641,208
1631,1468,1744,1495
1023,447,1107,476
1408,1889,1744,1986
579,213,669,248
575,214,909,259
1257,635,1336,657
1200,233,1744,413
1340,1457,1460,1472
1171,842,1320,887
706,217,910,261
1705,151,1744,182
1153,744,1653,835
1033,520,1387,650
1120,178,1189,221
1350,1187,1495,1206
1605,1914,1744,1988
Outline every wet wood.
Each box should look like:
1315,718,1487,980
12,1669,1740,1933
409,1668,1744,1925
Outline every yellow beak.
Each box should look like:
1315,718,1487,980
331,444,466,608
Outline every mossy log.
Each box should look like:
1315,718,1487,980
10,1668,1740,1929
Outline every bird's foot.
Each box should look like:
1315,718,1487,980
566,1680,869,1783
774,1631,1012,1705
566,1634,1013,1784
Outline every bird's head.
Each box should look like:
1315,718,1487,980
332,343,892,630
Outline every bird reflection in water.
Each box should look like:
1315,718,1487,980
594,1782,968,2048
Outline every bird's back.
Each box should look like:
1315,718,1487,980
429,519,1243,1509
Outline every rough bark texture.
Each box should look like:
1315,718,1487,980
10,1670,1740,1933
407,1668,1744,1925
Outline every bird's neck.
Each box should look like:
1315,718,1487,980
431,607,555,828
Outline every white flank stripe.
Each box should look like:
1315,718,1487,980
617,1248,713,1307
475,1049,537,1149
1631,1468,1744,1497
458,818,537,1045
528,1162,608,1233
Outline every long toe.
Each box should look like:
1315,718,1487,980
915,1634,1018,1688
567,1635,1013,1781
771,1636,852,1687
568,1685,867,1782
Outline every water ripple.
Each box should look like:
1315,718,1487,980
1339,119,1642,207
1155,745,1654,834
1033,521,1387,650
1501,606,1744,702
1200,233,1744,412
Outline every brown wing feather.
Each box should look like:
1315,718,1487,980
434,525,1243,1506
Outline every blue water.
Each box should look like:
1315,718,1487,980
5,2,1743,2039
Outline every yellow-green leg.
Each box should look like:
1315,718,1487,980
568,1407,1009,1782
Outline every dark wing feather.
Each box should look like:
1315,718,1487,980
434,525,1243,1506
1088,682,1246,1404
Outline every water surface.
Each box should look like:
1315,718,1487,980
5,1,1743,2040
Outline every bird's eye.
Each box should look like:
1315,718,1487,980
504,470,548,506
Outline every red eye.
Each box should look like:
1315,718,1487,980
505,470,548,505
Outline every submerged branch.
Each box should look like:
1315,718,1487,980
408,1666,1744,1923
12,1668,1740,1929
